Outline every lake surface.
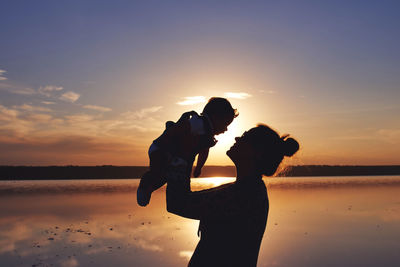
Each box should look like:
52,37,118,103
0,176,399,267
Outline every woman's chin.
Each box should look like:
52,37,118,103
226,148,235,159
226,148,232,157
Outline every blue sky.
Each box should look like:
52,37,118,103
0,0,399,165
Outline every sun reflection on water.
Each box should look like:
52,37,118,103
192,177,235,188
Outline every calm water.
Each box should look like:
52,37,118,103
0,176,399,267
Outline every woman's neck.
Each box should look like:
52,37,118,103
235,162,260,183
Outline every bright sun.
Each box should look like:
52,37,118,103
215,120,240,149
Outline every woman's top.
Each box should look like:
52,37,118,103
166,175,269,267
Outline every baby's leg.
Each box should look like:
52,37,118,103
148,149,170,191
137,149,169,206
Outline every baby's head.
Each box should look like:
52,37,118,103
202,97,238,135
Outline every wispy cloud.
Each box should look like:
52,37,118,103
0,103,163,143
1,82,80,102
14,87,36,95
330,128,400,144
14,104,52,112
325,105,399,115
0,69,7,81
42,101,56,105
60,91,80,103
0,83,36,95
65,114,94,123
83,105,112,112
177,96,206,105
0,105,18,121
329,135,375,141
122,106,163,119
224,92,252,99
0,102,167,165
26,113,52,123
259,90,276,94
377,129,400,144
38,85,63,97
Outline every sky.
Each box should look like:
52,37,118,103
0,0,399,166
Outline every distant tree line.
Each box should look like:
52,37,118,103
282,165,400,177
0,165,399,180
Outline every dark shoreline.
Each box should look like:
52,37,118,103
1,165,400,180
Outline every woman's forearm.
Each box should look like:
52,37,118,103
166,178,201,219
166,175,235,220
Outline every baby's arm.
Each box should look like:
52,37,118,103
193,148,209,177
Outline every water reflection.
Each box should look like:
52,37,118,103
0,177,399,267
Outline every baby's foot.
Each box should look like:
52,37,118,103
137,172,153,207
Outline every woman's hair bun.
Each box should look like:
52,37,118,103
282,137,299,157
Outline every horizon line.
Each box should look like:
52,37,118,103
1,165,400,167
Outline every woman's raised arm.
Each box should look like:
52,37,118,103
166,174,238,220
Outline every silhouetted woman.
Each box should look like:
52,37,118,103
166,124,299,267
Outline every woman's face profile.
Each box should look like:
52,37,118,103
227,130,256,162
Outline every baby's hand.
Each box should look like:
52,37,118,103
193,167,201,178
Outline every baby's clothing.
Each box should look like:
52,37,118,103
150,112,216,166
189,112,214,135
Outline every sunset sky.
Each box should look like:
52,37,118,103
0,1,399,166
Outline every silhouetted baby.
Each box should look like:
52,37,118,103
137,97,238,206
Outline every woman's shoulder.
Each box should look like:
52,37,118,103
236,180,268,206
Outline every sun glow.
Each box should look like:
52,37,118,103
207,119,243,165
215,119,240,148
